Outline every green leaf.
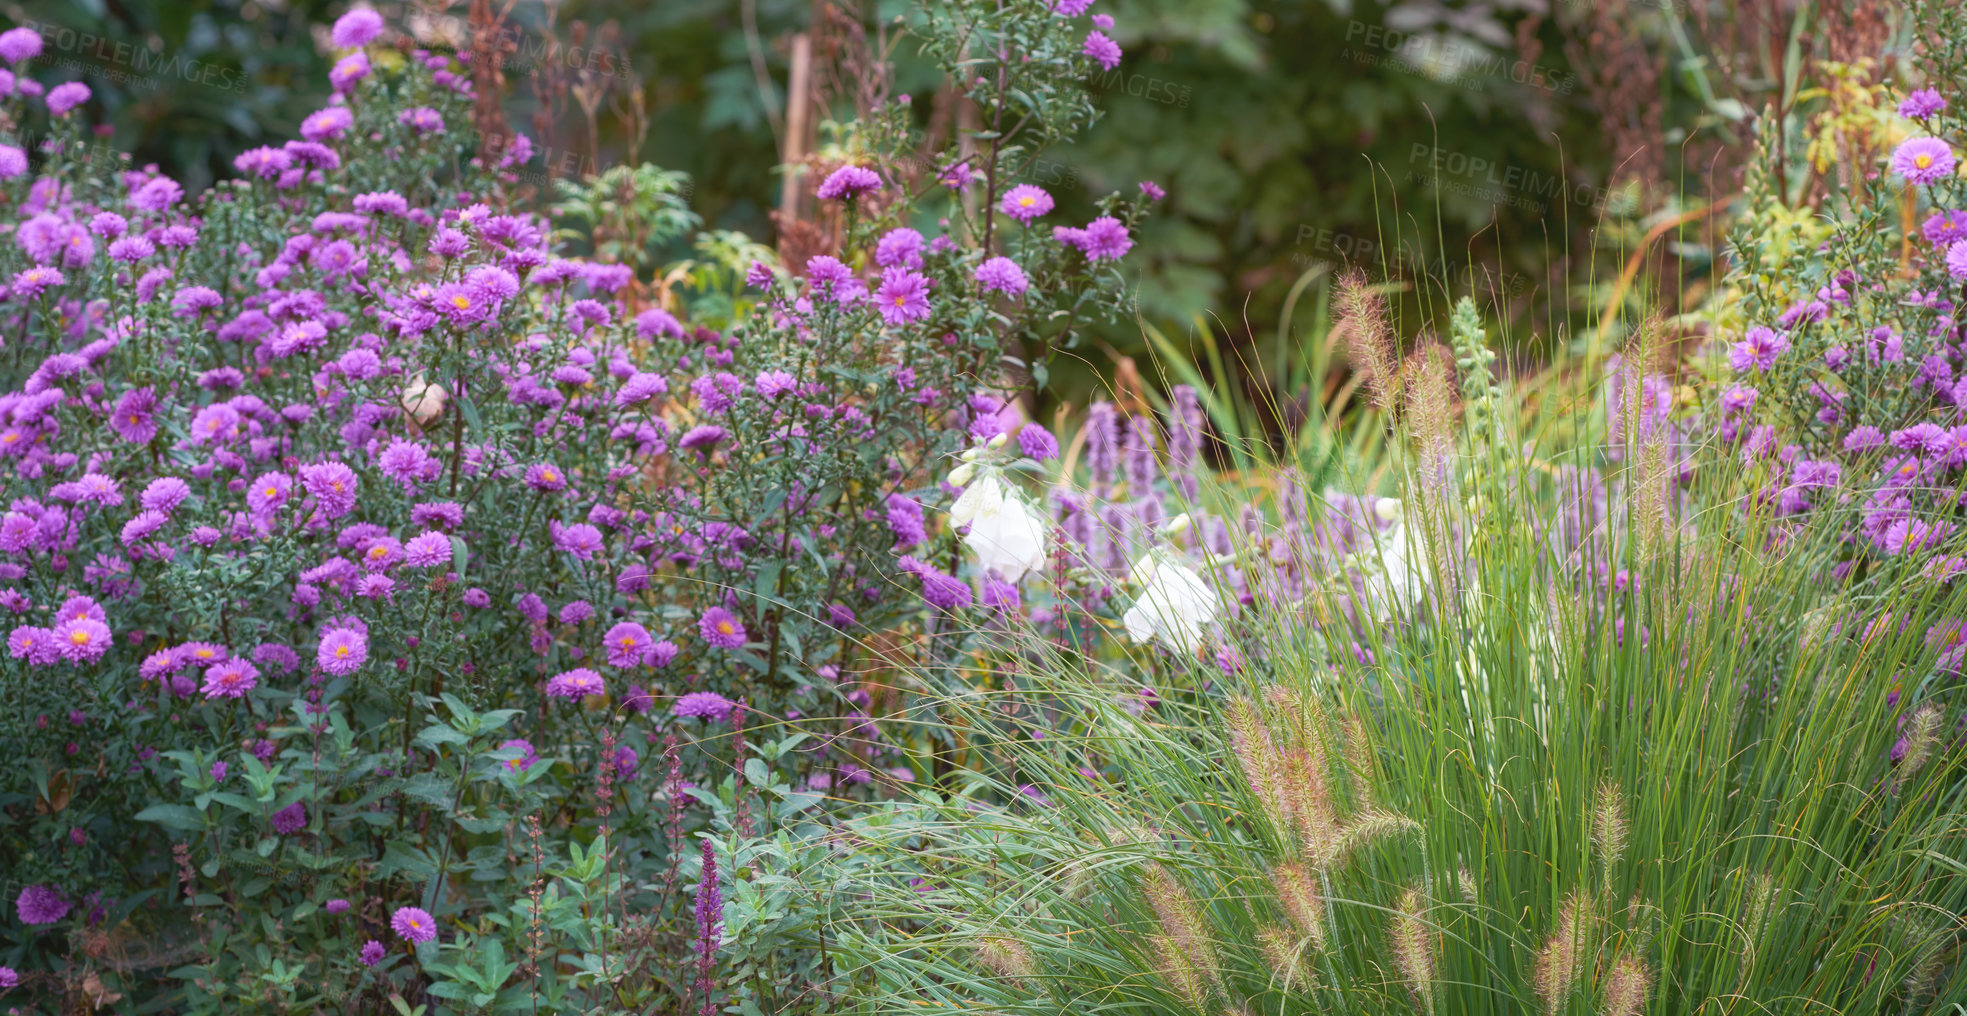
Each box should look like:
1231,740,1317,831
134,803,206,832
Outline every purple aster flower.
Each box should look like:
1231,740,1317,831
141,476,191,515
886,495,927,549
1093,13,1115,29
202,660,259,698
975,256,1029,295
621,685,654,714
875,268,932,325
108,388,158,444
1928,210,1967,247
358,940,387,966
603,621,652,667
1077,216,1133,260
1948,239,1967,281
300,461,361,518
0,145,25,180
673,691,738,723
1892,137,1956,185
46,82,90,117
999,184,1054,223
301,106,355,142
816,165,882,201
523,463,568,493
1018,424,1060,460
332,8,387,47
679,425,728,455
0,26,44,63
919,566,973,610
1900,89,1946,120
11,266,64,298
271,801,307,834
403,532,450,568
1139,180,1166,200
552,522,605,559
397,107,444,134
16,884,68,925
754,369,796,399
0,965,17,987
390,906,436,943
1053,0,1094,13
545,667,605,699
699,607,747,648
53,617,110,664
1083,30,1122,70
326,899,351,915
317,626,368,676
1728,326,1789,372
875,227,925,269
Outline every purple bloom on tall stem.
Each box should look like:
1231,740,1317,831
1901,89,1947,120
875,268,932,325
1077,216,1133,260
679,425,728,455
875,228,925,269
1727,326,1789,372
107,386,158,443
698,607,747,648
1018,424,1060,461
317,625,368,676
816,165,882,201
603,621,652,667
674,691,738,723
16,885,68,925
1083,30,1123,70
357,940,387,966
46,82,90,117
332,8,387,47
202,660,259,698
975,256,1028,295
271,801,307,834
0,26,44,63
999,185,1054,223
545,667,606,699
695,839,723,1016
390,906,436,943
1892,137,1956,185
886,495,927,549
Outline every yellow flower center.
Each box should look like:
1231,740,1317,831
335,645,351,658
69,630,90,645
369,547,387,559
451,295,471,310
1019,196,1035,206
1,434,16,444
619,637,636,647
1917,154,1934,169
716,621,734,635
195,649,214,659
893,295,906,306
263,487,279,498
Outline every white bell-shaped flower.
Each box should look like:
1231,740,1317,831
1122,553,1219,652
1359,498,1428,620
953,473,1049,581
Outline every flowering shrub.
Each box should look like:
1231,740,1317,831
0,0,1156,1009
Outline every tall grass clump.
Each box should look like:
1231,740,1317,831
829,33,1967,1000
835,286,1967,1011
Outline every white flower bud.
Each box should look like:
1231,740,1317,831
947,462,977,487
1160,512,1192,538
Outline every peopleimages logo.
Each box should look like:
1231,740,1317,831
1341,21,1574,94
1406,144,1612,215
22,22,248,94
